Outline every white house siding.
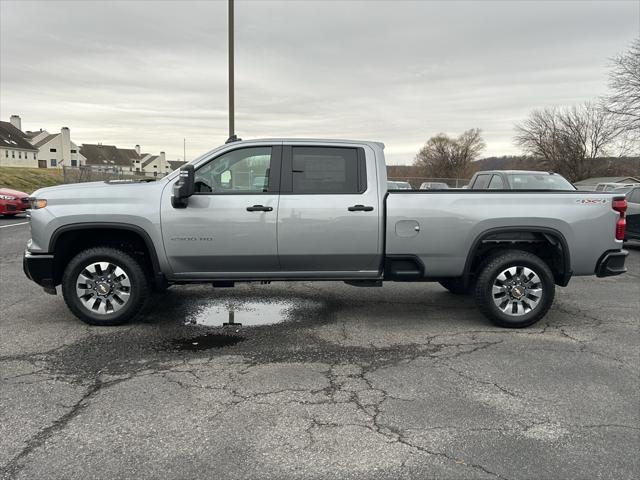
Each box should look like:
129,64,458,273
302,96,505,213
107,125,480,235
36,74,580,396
0,147,39,167
35,133,83,169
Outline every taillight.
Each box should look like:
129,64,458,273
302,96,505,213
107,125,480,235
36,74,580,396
612,198,627,241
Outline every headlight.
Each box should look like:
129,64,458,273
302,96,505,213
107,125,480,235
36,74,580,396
0,194,16,200
26,197,47,209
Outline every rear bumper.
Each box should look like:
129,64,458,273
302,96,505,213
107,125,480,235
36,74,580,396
23,251,57,293
595,249,628,277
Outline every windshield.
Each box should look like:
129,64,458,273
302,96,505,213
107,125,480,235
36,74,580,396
506,174,575,190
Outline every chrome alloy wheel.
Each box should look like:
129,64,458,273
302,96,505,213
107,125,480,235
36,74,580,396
491,266,543,316
75,261,131,315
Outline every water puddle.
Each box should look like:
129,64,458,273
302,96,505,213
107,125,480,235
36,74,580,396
169,333,245,351
185,298,324,327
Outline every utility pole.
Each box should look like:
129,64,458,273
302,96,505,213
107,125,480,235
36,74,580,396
226,0,237,143
183,138,186,162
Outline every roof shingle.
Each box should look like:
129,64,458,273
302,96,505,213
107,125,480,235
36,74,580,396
0,121,37,151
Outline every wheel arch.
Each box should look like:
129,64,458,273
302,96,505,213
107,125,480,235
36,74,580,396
49,223,165,287
462,226,572,288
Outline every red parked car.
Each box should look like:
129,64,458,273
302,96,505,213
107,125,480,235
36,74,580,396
0,187,30,217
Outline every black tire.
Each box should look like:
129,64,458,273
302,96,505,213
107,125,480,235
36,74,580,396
438,278,471,295
62,247,150,326
474,250,555,328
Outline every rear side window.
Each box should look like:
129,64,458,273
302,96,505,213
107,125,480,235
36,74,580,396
507,174,574,190
472,174,491,189
289,147,365,194
488,175,504,189
629,188,640,204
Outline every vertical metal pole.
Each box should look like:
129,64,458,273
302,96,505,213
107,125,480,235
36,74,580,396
227,0,235,142
183,138,186,162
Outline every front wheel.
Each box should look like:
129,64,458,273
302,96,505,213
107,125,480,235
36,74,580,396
474,250,555,328
62,247,149,326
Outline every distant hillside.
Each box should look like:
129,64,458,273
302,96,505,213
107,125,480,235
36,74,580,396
0,167,64,194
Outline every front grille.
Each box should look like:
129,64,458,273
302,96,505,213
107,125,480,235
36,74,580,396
6,204,17,212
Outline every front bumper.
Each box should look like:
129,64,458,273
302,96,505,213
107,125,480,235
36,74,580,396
595,249,628,277
23,251,57,294
0,199,29,214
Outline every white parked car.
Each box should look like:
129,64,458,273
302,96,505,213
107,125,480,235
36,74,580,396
419,182,449,190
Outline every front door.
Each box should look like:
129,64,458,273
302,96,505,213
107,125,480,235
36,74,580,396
277,144,381,275
161,145,281,276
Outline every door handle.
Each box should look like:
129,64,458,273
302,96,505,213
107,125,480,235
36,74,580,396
246,205,273,212
348,205,374,212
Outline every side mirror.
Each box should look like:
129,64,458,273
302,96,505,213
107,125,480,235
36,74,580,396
172,164,195,208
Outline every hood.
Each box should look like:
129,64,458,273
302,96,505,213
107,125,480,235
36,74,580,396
0,187,29,198
32,179,165,199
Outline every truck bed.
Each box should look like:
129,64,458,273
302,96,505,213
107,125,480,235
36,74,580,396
385,190,623,278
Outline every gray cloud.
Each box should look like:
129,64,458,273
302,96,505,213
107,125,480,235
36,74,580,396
1,0,638,164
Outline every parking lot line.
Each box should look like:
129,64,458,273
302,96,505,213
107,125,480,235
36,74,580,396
0,221,29,229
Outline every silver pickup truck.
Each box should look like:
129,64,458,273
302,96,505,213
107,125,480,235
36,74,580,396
23,139,629,328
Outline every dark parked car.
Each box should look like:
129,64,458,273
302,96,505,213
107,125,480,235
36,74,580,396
615,186,640,241
468,170,575,190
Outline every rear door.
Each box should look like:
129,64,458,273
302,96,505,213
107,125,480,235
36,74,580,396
277,144,381,276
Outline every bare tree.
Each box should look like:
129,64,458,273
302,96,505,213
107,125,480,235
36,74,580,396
606,38,640,134
414,129,485,179
514,103,620,181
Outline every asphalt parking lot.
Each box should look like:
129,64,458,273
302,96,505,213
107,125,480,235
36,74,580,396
1,215,639,480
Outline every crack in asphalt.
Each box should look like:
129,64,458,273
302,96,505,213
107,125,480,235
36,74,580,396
1,376,127,480
1,263,638,478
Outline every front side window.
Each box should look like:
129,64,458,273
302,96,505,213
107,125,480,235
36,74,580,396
629,188,640,204
472,174,491,189
291,147,361,194
488,175,504,189
194,146,272,193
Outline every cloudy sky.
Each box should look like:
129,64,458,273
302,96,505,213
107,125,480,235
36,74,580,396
0,0,638,164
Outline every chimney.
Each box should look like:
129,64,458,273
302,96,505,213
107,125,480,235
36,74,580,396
60,127,71,166
135,144,141,156
159,151,166,170
10,115,22,131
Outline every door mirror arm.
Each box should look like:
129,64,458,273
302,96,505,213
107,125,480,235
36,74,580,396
172,164,195,208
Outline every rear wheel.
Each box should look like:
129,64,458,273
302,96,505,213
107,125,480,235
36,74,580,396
474,250,555,328
438,278,471,295
62,247,149,326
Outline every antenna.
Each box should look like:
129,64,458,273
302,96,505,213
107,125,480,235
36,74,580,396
226,0,240,144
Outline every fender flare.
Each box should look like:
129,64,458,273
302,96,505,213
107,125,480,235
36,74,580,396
462,226,572,287
49,222,163,277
